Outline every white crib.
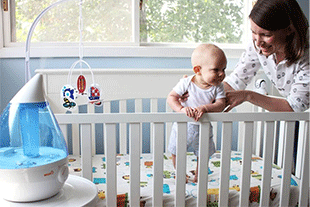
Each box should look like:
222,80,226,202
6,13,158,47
36,69,309,207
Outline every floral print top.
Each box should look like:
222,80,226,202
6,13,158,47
224,41,309,112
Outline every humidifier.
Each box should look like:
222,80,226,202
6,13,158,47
0,74,69,202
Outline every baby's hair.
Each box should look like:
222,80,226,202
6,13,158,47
191,44,226,67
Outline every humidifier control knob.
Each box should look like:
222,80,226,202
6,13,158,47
58,165,69,183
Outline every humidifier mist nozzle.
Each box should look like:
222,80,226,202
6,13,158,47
10,73,45,104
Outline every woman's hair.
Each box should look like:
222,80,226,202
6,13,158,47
249,0,309,65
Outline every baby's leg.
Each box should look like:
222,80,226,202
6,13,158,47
172,154,190,183
193,156,213,183
171,154,176,169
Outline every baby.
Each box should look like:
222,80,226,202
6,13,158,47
167,43,227,182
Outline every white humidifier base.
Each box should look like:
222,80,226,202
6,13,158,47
0,175,98,207
0,157,68,202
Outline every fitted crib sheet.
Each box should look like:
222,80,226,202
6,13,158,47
68,151,299,207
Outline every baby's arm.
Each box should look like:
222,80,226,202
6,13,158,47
167,90,196,118
194,98,226,121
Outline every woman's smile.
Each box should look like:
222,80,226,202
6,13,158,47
259,44,272,54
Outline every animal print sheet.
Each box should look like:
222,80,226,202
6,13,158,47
68,151,299,206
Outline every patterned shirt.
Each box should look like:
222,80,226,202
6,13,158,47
224,41,310,112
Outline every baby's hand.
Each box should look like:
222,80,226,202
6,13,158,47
193,106,206,121
181,107,197,118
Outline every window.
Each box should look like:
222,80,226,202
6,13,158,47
12,0,134,44
141,0,245,44
1,0,253,58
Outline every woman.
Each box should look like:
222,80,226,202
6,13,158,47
223,0,309,112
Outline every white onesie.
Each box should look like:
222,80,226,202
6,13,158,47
168,75,225,156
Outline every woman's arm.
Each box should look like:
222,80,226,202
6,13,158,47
224,90,294,112
223,81,235,92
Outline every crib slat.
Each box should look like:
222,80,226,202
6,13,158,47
279,121,296,207
295,121,306,178
175,122,187,207
197,122,210,207
92,125,96,155
165,122,173,153
104,123,117,207
252,107,264,156
277,121,285,167
166,103,173,112
272,121,278,165
135,99,143,113
239,121,254,207
80,124,92,181
219,121,232,207
72,109,80,155
150,98,158,112
260,121,275,207
152,122,165,207
150,99,158,153
103,101,111,113
165,102,173,153
119,100,127,154
299,121,309,207
72,124,79,155
211,121,218,149
87,104,96,156
238,122,244,151
255,121,264,156
129,123,141,207
135,99,143,154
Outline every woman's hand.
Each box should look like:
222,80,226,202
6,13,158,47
179,91,189,102
224,90,250,112
179,75,189,102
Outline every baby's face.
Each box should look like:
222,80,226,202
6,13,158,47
199,56,226,86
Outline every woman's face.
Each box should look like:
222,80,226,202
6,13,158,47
250,19,287,57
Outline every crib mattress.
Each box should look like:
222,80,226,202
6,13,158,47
68,151,299,207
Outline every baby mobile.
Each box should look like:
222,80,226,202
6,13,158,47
24,0,102,111
60,0,102,110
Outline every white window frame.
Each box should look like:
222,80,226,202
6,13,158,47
0,0,252,59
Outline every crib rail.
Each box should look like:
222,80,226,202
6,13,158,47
55,112,309,207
